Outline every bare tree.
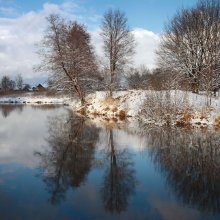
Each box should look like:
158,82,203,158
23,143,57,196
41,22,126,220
100,9,135,96
157,0,220,96
148,68,186,90
126,65,150,89
37,14,98,105
9,80,15,90
1,76,15,92
1,76,10,92
15,74,23,90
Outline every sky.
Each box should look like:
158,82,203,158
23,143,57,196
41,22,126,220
0,0,198,85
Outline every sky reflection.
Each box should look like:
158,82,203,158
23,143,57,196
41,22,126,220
0,105,220,220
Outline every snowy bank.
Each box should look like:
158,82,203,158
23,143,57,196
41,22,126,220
74,90,220,127
0,93,71,105
1,90,220,127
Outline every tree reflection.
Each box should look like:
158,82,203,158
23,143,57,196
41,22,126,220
31,105,62,111
147,127,220,213
101,129,136,214
37,112,99,204
0,104,24,118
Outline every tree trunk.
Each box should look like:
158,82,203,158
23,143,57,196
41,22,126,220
80,96,85,105
109,71,114,97
109,65,116,97
74,83,85,106
192,78,199,94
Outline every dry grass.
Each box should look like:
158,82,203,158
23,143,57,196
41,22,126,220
0,90,28,97
112,117,118,123
182,112,192,122
199,107,212,120
90,96,126,119
112,107,118,112
91,110,99,116
77,106,87,115
104,107,110,111
214,114,220,127
0,90,60,98
176,107,193,126
102,96,120,106
118,110,126,120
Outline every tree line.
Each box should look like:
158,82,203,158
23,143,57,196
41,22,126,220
0,74,25,92
37,0,220,105
0,74,38,92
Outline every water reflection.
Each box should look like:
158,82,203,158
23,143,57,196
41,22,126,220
0,104,62,118
37,113,136,214
37,112,100,204
147,127,220,214
31,104,63,110
1,104,220,219
0,104,24,118
101,129,136,214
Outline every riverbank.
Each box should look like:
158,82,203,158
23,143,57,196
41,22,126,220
1,90,220,127
0,92,71,105
73,90,220,127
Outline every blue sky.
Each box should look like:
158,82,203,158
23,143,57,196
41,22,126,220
0,0,199,84
1,0,199,33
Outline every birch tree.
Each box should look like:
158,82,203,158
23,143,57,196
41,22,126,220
37,14,98,105
100,9,135,96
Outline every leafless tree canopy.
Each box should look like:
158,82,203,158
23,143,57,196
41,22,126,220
101,9,135,95
1,76,15,92
37,14,98,104
15,74,23,90
157,0,220,94
126,66,150,89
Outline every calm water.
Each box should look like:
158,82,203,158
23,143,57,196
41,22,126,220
0,104,220,220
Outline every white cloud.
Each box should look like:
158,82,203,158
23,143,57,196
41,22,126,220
132,28,160,69
0,2,160,84
61,1,79,13
0,2,79,84
0,6,51,82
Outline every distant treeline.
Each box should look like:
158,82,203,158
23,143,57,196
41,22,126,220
0,74,46,93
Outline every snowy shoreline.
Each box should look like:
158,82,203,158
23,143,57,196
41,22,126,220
73,90,220,127
1,90,220,127
0,94,71,105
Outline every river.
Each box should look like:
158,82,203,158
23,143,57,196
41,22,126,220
0,104,219,220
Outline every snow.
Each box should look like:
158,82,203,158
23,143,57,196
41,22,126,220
0,94,71,105
76,90,220,127
1,90,220,127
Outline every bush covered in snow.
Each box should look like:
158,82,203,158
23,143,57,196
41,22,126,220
141,90,191,125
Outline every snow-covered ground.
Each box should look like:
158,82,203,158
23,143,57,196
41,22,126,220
75,90,220,127
0,93,71,105
1,90,220,127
